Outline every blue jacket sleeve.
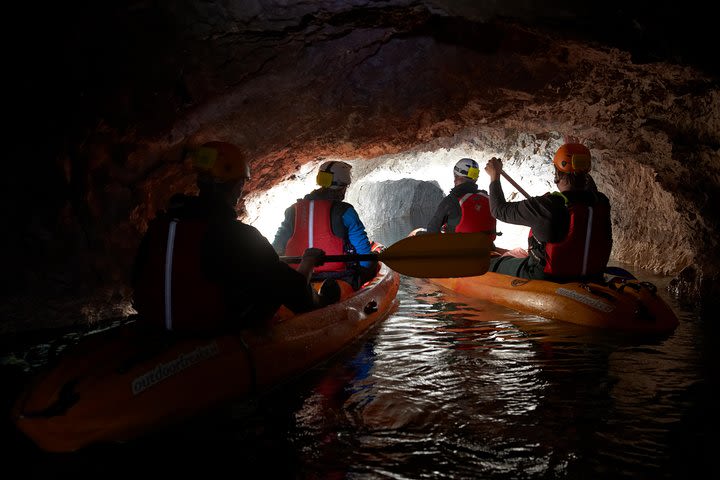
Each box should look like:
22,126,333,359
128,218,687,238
341,206,373,267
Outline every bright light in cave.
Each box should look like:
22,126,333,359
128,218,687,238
243,146,555,250
242,160,322,244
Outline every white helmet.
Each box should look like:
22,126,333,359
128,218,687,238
316,161,352,189
453,158,479,180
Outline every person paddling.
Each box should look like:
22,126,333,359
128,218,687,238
484,142,613,281
410,158,498,248
273,161,378,290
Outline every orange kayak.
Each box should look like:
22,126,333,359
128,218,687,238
428,270,679,335
12,264,399,453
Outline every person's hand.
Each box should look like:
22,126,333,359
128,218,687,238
370,241,386,252
301,247,326,267
408,227,427,237
297,247,326,284
484,157,502,181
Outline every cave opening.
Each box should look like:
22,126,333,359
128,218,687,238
244,137,560,253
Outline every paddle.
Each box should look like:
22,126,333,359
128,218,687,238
500,169,531,199
280,232,492,278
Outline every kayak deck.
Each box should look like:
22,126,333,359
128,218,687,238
428,270,679,334
12,264,399,453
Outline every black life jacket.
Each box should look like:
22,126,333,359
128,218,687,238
133,215,227,333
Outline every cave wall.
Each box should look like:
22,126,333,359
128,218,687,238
2,1,718,333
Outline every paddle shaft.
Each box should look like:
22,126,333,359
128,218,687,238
281,252,462,263
500,170,530,199
281,253,377,263
281,251,480,263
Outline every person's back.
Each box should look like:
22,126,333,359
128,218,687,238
133,193,228,333
132,141,323,334
273,161,378,290
415,158,497,243
484,143,612,281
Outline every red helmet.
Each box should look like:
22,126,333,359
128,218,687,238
553,143,591,174
192,141,250,182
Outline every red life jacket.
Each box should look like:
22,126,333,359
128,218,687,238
133,216,227,332
455,192,497,240
543,199,612,278
284,199,346,272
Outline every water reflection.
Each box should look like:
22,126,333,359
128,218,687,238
0,223,711,479
287,275,706,480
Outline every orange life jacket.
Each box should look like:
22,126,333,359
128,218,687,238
284,199,346,272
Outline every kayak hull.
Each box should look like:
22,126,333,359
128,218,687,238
12,264,399,453
429,271,679,334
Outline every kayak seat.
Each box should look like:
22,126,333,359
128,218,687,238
271,278,357,324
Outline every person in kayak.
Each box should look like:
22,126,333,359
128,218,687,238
410,158,497,247
272,161,378,290
131,140,331,334
483,143,612,281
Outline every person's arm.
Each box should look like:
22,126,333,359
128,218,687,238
487,179,509,219
485,157,564,241
489,180,557,232
296,247,324,283
485,157,550,231
271,205,295,254
222,222,320,313
342,206,373,268
424,195,454,233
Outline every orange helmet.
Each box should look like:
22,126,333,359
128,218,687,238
553,143,591,174
192,141,250,182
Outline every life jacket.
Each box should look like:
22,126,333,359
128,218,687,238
284,199,346,272
454,192,497,240
541,193,612,279
133,216,227,332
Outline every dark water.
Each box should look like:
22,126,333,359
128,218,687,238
1,225,714,478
